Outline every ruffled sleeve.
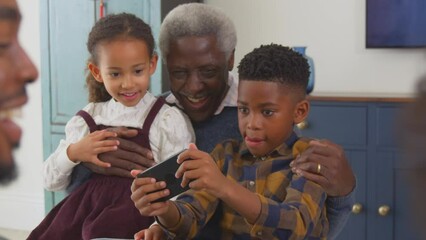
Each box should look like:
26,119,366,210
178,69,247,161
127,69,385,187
149,105,195,163
42,104,93,191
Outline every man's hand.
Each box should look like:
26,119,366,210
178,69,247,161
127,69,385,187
134,224,165,240
290,140,356,197
83,127,155,178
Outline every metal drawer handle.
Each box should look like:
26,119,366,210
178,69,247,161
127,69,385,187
351,203,363,214
378,205,390,216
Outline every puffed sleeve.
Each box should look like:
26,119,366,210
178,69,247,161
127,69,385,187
42,104,93,191
149,105,195,163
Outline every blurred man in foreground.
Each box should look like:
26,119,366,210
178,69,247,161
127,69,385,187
0,0,38,184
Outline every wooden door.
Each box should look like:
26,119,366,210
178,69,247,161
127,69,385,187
41,0,160,213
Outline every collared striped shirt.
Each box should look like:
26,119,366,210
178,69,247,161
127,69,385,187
161,132,329,240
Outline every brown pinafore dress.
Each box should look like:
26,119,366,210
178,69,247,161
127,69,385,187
28,97,165,240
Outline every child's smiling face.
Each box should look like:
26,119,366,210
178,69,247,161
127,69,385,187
237,80,308,157
89,37,157,107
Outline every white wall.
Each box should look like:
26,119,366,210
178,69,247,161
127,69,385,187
0,0,45,231
206,0,426,95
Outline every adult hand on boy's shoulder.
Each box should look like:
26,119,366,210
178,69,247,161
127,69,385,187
84,127,156,178
290,139,356,197
176,143,229,198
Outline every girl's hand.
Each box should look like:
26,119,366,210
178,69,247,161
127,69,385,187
67,130,119,167
130,170,171,216
176,143,228,198
134,224,164,240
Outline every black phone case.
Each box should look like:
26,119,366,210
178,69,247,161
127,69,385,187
137,150,190,203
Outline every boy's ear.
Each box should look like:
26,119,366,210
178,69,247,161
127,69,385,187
88,62,103,83
293,99,309,124
149,54,158,76
227,49,235,71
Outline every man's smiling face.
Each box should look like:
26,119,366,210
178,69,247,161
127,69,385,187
166,35,233,123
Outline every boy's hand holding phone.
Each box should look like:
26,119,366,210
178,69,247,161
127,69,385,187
130,143,230,216
130,143,234,231
130,171,172,216
176,143,229,199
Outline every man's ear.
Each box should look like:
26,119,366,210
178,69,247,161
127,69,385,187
294,99,309,124
88,62,103,83
149,54,159,76
227,49,235,71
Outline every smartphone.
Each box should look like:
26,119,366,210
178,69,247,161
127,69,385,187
137,150,190,203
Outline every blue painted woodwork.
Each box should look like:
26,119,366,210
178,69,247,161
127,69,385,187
41,0,161,213
292,46,315,94
297,100,421,240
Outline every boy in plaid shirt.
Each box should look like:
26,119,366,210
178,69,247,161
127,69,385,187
131,44,329,240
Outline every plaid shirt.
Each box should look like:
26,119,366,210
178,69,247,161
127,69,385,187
160,132,329,240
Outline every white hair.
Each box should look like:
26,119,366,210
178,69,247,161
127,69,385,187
159,3,237,63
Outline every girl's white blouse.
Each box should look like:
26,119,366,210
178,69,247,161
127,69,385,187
43,92,195,191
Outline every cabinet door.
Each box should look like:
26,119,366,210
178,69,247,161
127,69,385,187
41,0,160,212
336,150,368,240
297,102,368,148
297,102,368,239
298,101,420,240
373,105,422,240
372,151,421,240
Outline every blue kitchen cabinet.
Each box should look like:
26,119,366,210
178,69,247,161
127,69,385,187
41,0,160,212
296,97,420,240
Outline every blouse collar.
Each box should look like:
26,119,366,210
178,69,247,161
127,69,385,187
107,91,153,111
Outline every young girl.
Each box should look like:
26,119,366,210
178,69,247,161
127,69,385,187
28,13,194,240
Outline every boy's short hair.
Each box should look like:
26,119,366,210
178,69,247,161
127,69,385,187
237,44,310,97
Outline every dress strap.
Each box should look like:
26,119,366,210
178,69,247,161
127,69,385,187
140,97,166,148
76,110,98,133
